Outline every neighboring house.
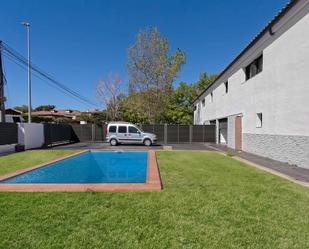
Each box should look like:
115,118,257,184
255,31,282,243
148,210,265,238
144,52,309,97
31,109,81,121
0,108,24,123
193,0,309,169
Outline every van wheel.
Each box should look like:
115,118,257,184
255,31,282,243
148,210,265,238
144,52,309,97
110,139,118,146
143,139,152,146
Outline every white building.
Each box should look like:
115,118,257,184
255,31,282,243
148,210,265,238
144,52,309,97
193,0,309,169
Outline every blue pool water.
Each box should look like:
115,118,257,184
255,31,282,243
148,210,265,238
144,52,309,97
1,152,148,184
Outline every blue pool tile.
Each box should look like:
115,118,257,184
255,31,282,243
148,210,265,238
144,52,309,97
0,152,147,184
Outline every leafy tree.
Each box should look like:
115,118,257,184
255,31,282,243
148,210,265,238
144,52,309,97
34,105,56,111
194,72,217,94
79,111,108,124
13,105,31,113
162,72,217,124
127,27,185,122
163,82,195,124
121,91,152,124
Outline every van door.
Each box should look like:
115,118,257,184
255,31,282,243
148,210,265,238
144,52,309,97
117,125,128,143
128,126,142,143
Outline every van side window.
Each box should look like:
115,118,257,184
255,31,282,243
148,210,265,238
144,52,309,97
118,126,127,133
109,126,116,133
129,126,139,133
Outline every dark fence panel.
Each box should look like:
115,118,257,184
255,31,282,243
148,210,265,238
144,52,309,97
192,125,204,142
204,125,216,142
44,124,78,147
141,124,215,144
140,124,165,143
94,124,105,141
191,125,216,143
167,125,178,143
42,123,216,146
179,125,190,143
0,123,18,145
153,124,165,143
71,124,92,142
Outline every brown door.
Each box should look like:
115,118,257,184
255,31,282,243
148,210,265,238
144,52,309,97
235,116,242,151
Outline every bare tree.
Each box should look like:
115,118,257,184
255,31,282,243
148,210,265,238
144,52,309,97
96,73,124,121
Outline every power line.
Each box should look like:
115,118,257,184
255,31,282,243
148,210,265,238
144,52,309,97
2,52,96,106
0,41,99,108
2,42,98,107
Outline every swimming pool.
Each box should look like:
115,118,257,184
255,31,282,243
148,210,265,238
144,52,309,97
1,151,148,184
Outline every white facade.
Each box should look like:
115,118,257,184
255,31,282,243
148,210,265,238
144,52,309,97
194,1,309,168
18,123,45,149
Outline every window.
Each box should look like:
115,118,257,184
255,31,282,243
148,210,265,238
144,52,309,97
245,54,263,80
202,98,205,107
118,126,127,133
210,92,213,102
194,105,197,111
109,126,116,133
129,126,139,133
12,117,21,123
224,81,228,93
256,113,263,128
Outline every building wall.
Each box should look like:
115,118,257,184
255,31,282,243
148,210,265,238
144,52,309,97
243,134,309,169
194,6,309,168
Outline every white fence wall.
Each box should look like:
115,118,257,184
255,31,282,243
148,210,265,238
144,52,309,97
18,123,44,149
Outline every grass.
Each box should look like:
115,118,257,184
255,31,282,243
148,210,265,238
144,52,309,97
0,150,80,176
0,151,309,249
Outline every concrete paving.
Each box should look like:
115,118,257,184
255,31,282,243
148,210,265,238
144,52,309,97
48,142,216,151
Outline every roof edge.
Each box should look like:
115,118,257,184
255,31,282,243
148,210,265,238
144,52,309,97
193,0,299,105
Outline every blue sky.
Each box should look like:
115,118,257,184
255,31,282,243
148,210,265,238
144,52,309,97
0,0,288,111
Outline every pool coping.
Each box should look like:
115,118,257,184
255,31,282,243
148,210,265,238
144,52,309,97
0,150,162,192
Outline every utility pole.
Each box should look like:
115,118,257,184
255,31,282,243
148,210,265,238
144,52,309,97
22,22,32,123
0,41,6,123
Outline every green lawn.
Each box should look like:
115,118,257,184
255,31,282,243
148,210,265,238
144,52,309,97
0,151,309,249
0,150,80,176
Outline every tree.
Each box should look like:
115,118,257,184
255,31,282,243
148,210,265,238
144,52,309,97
127,27,185,122
163,82,195,124
121,91,153,124
194,72,217,94
34,105,56,111
79,111,107,124
13,105,30,113
96,73,124,121
162,71,217,124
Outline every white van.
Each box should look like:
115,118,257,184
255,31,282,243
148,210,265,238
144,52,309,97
106,122,157,146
